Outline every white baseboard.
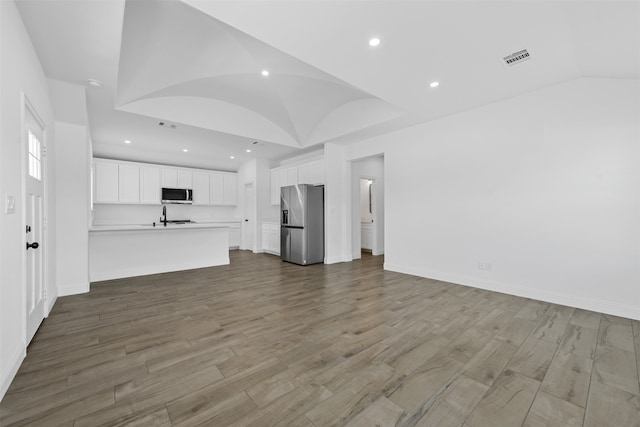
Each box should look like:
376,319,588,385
325,255,351,264
90,258,230,283
58,281,90,297
46,294,57,316
0,345,25,401
384,262,640,321
372,249,384,256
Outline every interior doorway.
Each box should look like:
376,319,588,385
242,182,255,251
351,155,384,259
24,98,47,345
360,178,375,253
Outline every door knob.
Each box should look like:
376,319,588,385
26,242,39,250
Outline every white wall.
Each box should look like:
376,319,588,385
324,143,351,264
351,156,384,258
346,78,640,320
48,79,92,297
0,0,55,399
54,122,90,296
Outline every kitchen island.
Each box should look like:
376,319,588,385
89,223,230,281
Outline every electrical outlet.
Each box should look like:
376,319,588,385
478,262,493,271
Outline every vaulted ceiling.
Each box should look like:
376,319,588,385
15,0,640,171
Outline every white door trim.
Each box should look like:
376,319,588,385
242,181,256,252
22,92,48,345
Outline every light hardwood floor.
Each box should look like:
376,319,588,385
1,251,639,426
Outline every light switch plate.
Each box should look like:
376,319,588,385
5,195,15,214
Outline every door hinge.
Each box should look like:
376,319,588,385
43,218,48,229
42,145,48,157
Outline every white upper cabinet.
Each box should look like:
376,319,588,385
209,173,224,205
177,170,193,188
278,168,288,190
118,163,140,203
93,158,238,206
161,168,178,188
223,173,237,205
270,158,324,205
140,166,160,204
208,172,236,206
162,168,192,189
298,160,323,185
94,160,119,203
286,166,298,187
193,171,210,205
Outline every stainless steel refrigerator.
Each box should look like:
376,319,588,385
281,184,324,265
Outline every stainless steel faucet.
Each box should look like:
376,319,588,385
161,205,167,226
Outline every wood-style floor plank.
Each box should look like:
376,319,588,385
0,251,638,426
465,369,540,427
523,390,584,427
540,351,592,408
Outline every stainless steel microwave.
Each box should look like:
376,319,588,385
161,187,193,204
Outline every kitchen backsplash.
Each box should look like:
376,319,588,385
92,204,239,225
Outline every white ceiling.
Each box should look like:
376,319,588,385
15,0,640,171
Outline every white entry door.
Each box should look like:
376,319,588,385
242,182,255,251
25,103,46,344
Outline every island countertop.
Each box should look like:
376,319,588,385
89,223,232,232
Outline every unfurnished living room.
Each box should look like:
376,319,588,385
1,1,639,426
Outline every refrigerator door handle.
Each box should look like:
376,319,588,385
282,210,288,224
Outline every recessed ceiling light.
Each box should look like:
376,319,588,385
430,81,440,88
246,149,251,153
261,70,269,77
87,79,103,88
230,156,235,159
183,149,188,153
369,38,381,47
124,139,131,144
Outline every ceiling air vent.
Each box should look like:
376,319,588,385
158,121,177,129
501,49,531,67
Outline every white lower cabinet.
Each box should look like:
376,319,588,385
361,222,374,250
228,225,241,248
262,223,280,255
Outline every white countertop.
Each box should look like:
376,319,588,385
89,223,232,232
